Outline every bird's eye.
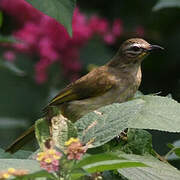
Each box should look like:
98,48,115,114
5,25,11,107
131,46,140,51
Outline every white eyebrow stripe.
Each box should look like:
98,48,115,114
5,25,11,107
124,43,141,51
130,43,141,48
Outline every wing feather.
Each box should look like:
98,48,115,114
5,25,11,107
46,66,117,108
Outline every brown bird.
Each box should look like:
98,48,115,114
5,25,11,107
6,38,164,153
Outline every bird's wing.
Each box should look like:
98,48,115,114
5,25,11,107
47,66,117,107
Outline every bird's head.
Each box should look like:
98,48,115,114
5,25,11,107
119,38,164,64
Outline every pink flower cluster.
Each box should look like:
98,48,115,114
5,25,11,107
0,0,143,84
0,0,123,83
36,149,62,173
65,138,88,160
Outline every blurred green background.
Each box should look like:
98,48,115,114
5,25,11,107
0,0,179,163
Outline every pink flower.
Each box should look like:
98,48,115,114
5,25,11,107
38,37,59,61
89,15,108,35
72,8,92,45
14,22,41,48
13,43,30,53
35,58,51,84
0,0,126,84
112,19,123,36
103,33,115,45
40,15,70,50
61,46,81,72
0,0,41,25
36,149,62,173
65,138,88,160
3,51,16,62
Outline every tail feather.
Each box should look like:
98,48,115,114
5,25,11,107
5,125,35,154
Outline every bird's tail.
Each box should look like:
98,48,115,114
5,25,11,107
5,125,35,154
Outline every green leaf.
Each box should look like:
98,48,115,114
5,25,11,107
166,140,180,160
35,118,51,150
153,0,180,11
72,153,147,178
119,129,154,156
133,90,144,98
13,150,33,159
75,153,125,169
0,148,12,158
25,0,76,36
128,95,180,132
118,154,180,180
0,159,41,172
167,143,175,149
174,148,180,157
83,160,147,173
71,153,147,177
51,114,69,150
0,149,32,159
75,95,180,148
75,99,144,147
67,120,78,139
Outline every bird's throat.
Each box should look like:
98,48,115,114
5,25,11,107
107,54,141,71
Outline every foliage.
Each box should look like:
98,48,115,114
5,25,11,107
35,118,50,150
166,140,180,160
25,0,76,36
75,95,180,148
118,154,180,180
1,93,180,179
0,159,41,173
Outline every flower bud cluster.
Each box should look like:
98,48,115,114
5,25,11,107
0,168,28,179
36,149,62,172
65,138,88,160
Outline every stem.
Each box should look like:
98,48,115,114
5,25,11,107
164,148,176,160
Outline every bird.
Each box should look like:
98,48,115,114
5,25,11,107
6,38,164,153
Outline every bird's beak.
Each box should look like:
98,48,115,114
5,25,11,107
148,44,164,52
